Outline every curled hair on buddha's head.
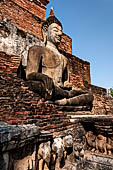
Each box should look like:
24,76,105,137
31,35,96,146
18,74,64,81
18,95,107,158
42,7,63,44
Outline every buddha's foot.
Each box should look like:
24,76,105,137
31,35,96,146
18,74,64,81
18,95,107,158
55,94,94,106
55,98,67,105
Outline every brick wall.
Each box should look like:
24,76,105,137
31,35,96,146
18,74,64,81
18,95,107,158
58,33,72,54
0,19,44,67
68,53,91,88
0,0,47,39
0,52,21,74
89,85,113,115
0,72,73,132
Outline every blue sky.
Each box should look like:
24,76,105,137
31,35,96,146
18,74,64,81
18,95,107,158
46,0,113,90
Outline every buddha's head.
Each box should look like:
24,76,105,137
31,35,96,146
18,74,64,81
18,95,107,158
42,7,63,46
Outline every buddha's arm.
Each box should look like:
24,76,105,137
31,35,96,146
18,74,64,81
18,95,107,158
26,46,42,79
63,58,72,88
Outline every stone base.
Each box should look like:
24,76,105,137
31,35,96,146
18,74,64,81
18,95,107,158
81,153,113,170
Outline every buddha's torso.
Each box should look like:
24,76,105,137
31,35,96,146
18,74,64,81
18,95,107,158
26,45,68,87
42,47,67,86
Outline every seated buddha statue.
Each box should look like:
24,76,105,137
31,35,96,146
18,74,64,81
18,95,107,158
25,7,93,106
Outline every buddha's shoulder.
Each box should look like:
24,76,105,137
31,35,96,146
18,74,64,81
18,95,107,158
28,45,43,52
29,45,53,54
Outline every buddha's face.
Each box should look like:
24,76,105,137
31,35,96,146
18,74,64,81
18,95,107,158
47,23,62,45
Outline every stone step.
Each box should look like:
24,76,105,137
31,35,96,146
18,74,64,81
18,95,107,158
66,111,92,116
84,153,113,168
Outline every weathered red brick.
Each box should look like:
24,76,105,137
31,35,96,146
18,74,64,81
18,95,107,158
0,0,44,39
59,33,72,54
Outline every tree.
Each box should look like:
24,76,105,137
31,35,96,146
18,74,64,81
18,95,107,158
110,88,113,97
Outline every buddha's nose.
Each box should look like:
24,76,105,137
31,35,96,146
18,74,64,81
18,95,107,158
59,30,62,36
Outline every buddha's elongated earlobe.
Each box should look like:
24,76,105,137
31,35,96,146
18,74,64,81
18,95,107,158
42,28,47,45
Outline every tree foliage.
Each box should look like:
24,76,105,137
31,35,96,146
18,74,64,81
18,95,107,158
110,88,113,97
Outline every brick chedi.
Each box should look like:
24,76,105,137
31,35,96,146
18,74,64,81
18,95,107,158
0,1,113,170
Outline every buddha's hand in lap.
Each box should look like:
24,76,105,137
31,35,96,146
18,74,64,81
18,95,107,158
27,72,54,99
64,81,72,89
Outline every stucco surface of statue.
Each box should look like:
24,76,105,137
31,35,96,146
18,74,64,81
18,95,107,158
26,8,94,105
